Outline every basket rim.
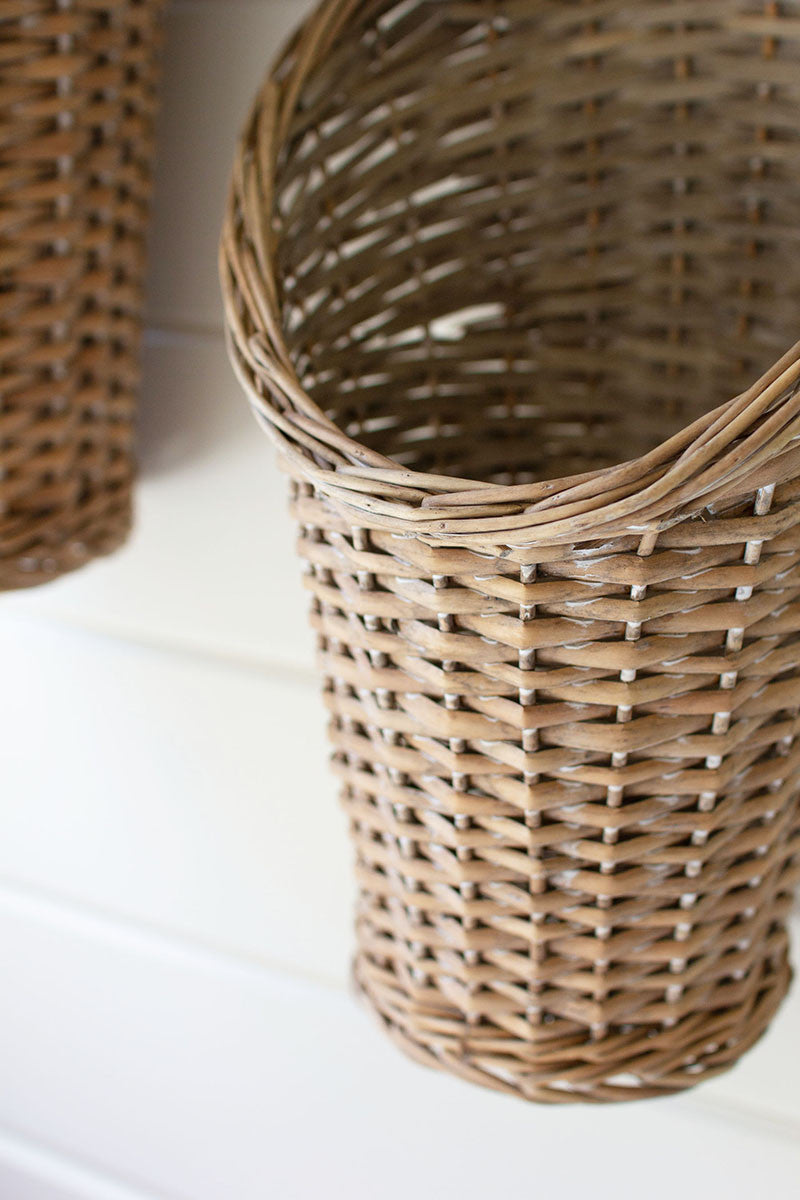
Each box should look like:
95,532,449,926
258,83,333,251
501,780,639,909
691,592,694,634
220,0,800,551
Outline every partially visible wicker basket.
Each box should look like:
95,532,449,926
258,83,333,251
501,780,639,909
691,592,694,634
222,0,800,1102
0,0,165,591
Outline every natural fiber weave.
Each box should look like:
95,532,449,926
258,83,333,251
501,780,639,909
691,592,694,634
0,0,164,591
222,0,800,1101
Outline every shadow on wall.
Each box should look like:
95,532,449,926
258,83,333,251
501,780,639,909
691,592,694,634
136,328,253,477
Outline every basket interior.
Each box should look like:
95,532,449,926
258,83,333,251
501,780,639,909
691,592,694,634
274,0,800,486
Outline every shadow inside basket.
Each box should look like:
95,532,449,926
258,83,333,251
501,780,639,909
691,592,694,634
273,0,800,488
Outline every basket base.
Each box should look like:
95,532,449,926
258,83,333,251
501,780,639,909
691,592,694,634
0,507,132,593
353,948,793,1104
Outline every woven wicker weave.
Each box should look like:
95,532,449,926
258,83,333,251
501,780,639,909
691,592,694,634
0,0,164,591
222,0,800,1102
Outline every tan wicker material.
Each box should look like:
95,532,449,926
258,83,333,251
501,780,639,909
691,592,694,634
221,0,800,1102
0,0,164,591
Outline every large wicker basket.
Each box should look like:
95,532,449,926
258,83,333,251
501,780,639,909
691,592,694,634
0,0,164,591
222,0,800,1102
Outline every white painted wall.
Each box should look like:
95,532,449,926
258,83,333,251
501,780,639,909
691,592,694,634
1,3,799,1197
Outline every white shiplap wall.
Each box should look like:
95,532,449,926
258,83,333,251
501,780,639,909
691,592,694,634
1,4,799,1198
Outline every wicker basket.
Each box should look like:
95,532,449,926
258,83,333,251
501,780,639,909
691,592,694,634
0,0,165,591
222,0,800,1102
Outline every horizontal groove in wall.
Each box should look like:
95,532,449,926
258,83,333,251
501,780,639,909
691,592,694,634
10,608,318,691
143,321,226,346
679,1093,800,1151
0,873,344,997
1,871,798,1144
170,0,305,8
0,1122,173,1200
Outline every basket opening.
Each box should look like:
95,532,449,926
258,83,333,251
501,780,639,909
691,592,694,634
274,0,800,486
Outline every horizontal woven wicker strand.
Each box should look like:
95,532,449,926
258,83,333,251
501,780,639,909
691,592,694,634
221,0,800,1102
0,0,165,591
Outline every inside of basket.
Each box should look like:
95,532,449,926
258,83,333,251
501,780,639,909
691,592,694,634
274,0,800,486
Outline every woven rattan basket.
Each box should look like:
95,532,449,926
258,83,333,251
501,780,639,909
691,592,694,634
0,0,164,591
222,0,800,1102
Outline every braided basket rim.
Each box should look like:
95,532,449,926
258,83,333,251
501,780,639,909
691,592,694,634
220,0,800,550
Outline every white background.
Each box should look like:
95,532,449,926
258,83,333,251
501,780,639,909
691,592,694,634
1,2,799,1197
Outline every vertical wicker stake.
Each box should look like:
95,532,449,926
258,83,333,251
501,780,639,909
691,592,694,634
222,0,800,1101
0,0,165,590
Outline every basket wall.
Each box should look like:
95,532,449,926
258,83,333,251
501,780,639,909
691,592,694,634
0,0,165,591
291,475,800,1101
222,0,800,1101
